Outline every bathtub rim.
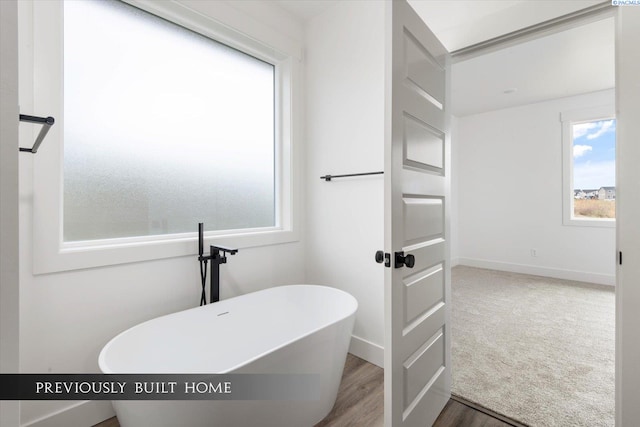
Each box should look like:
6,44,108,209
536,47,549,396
98,284,358,374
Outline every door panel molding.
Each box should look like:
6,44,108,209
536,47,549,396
384,1,451,424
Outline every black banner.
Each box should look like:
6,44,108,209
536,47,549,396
0,374,321,401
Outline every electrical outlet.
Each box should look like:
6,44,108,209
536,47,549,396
531,249,538,257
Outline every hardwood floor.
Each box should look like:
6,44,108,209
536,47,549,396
93,354,513,427
433,399,517,427
93,417,119,427
314,354,384,426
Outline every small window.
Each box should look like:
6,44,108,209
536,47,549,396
562,106,616,227
63,0,276,242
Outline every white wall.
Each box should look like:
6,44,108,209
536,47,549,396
616,7,640,426
456,89,616,285
305,1,385,367
17,2,306,426
1,1,21,426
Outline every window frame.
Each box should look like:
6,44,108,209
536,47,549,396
26,0,301,274
561,105,615,228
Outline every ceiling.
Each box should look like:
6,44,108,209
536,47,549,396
275,0,615,117
276,0,341,21
407,0,603,52
451,17,614,116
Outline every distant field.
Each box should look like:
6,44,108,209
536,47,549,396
574,199,615,219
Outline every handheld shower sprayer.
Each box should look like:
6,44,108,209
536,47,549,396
198,223,207,306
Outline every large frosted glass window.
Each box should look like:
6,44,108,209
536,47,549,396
63,0,275,242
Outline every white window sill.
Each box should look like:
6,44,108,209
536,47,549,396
35,227,299,275
563,217,615,228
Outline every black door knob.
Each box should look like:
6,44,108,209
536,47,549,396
375,250,385,264
405,254,415,268
394,251,415,268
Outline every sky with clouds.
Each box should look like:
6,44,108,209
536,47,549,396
573,119,616,190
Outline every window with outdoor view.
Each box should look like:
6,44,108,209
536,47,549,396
562,105,616,228
571,118,616,220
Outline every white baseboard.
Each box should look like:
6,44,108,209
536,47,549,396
349,335,384,368
451,257,461,267
22,400,114,427
457,257,615,286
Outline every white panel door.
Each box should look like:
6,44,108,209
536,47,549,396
383,0,451,425
616,7,640,427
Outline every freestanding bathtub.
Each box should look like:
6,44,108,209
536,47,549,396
98,285,357,427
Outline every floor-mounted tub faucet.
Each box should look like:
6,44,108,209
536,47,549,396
198,223,238,305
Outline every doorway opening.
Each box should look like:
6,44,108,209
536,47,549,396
450,14,616,427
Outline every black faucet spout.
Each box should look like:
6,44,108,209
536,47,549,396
211,245,238,256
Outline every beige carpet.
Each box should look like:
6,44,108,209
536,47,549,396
451,266,615,427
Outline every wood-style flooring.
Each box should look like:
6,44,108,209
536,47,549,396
93,354,513,427
434,399,517,427
314,353,384,426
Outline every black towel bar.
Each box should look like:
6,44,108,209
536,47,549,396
320,171,384,182
19,114,55,154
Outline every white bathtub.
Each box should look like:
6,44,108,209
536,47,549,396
98,285,357,427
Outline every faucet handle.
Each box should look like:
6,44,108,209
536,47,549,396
210,245,238,256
